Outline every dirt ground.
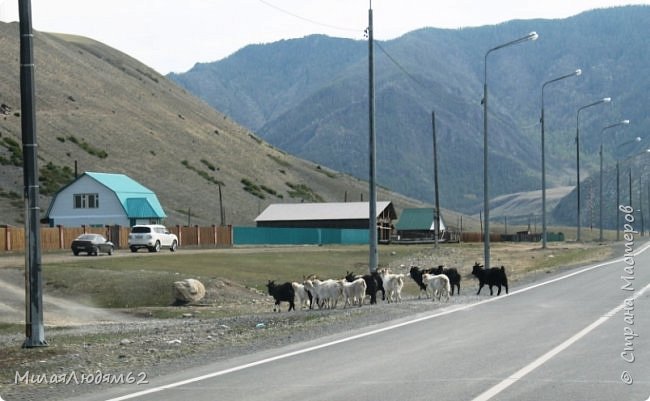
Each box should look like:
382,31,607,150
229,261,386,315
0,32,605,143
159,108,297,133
0,251,149,326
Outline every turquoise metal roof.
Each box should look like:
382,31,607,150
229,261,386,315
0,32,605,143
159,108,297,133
395,208,440,230
126,197,158,218
86,172,167,218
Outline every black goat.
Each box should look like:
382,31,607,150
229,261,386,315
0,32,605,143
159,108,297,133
408,266,429,298
432,265,461,296
372,271,386,302
471,262,508,296
345,271,384,304
266,280,295,311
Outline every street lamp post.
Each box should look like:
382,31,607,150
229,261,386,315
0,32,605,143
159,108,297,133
599,120,629,242
616,137,642,240
575,97,611,241
540,69,581,248
629,168,633,207
483,31,538,269
617,147,649,240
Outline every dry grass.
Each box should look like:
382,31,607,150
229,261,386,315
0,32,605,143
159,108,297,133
31,241,616,313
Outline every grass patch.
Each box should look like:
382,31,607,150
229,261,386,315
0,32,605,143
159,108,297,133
44,266,179,308
260,185,282,198
33,242,615,311
241,178,265,199
0,136,23,166
468,242,614,283
135,67,160,84
0,323,23,335
248,133,263,144
181,160,225,186
267,154,291,167
66,135,108,159
40,245,422,306
315,165,337,178
200,159,217,171
527,246,611,271
39,162,75,195
0,188,21,200
286,182,324,202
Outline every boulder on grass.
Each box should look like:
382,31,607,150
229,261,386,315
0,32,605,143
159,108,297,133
173,278,206,305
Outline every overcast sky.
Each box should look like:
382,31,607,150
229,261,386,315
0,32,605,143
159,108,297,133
1,1,648,74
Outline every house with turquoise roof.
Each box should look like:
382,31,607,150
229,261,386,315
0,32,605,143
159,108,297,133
44,172,167,227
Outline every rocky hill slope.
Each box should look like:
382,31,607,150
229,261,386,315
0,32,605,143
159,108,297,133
0,22,427,227
170,6,650,218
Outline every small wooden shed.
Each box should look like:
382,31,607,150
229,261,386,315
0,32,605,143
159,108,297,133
394,208,445,241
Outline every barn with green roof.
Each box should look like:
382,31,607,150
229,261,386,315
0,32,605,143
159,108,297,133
394,208,445,241
44,172,167,227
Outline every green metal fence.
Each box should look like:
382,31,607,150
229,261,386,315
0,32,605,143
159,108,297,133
233,227,369,245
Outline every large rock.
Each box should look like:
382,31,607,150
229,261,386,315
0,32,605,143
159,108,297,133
173,279,206,304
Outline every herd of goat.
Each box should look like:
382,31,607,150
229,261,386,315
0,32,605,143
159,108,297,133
266,262,509,312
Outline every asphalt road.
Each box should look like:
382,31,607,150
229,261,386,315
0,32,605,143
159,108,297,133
75,241,650,401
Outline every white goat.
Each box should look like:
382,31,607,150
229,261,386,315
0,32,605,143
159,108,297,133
302,279,319,309
305,279,341,309
292,282,311,309
422,273,451,302
340,278,367,307
379,270,405,303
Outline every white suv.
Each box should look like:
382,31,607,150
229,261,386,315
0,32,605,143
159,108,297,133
128,224,178,252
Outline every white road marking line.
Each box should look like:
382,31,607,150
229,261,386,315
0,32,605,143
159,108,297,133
471,246,650,401
105,243,650,401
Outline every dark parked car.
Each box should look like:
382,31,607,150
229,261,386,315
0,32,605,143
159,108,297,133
71,233,114,256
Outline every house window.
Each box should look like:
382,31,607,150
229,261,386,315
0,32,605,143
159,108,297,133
73,193,99,209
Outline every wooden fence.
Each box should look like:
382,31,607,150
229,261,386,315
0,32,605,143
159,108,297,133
460,232,503,243
0,225,529,253
0,225,233,252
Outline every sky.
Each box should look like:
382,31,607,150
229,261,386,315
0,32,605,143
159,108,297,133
0,0,648,74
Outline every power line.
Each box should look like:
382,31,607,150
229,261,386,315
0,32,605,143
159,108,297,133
374,41,425,87
259,0,421,89
258,0,362,34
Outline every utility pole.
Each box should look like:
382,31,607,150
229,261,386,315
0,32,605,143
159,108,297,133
218,183,225,226
646,179,649,237
640,182,645,236
19,0,46,348
629,168,633,208
367,1,378,273
432,111,441,247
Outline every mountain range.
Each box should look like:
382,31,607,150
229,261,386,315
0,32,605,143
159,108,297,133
169,6,650,227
